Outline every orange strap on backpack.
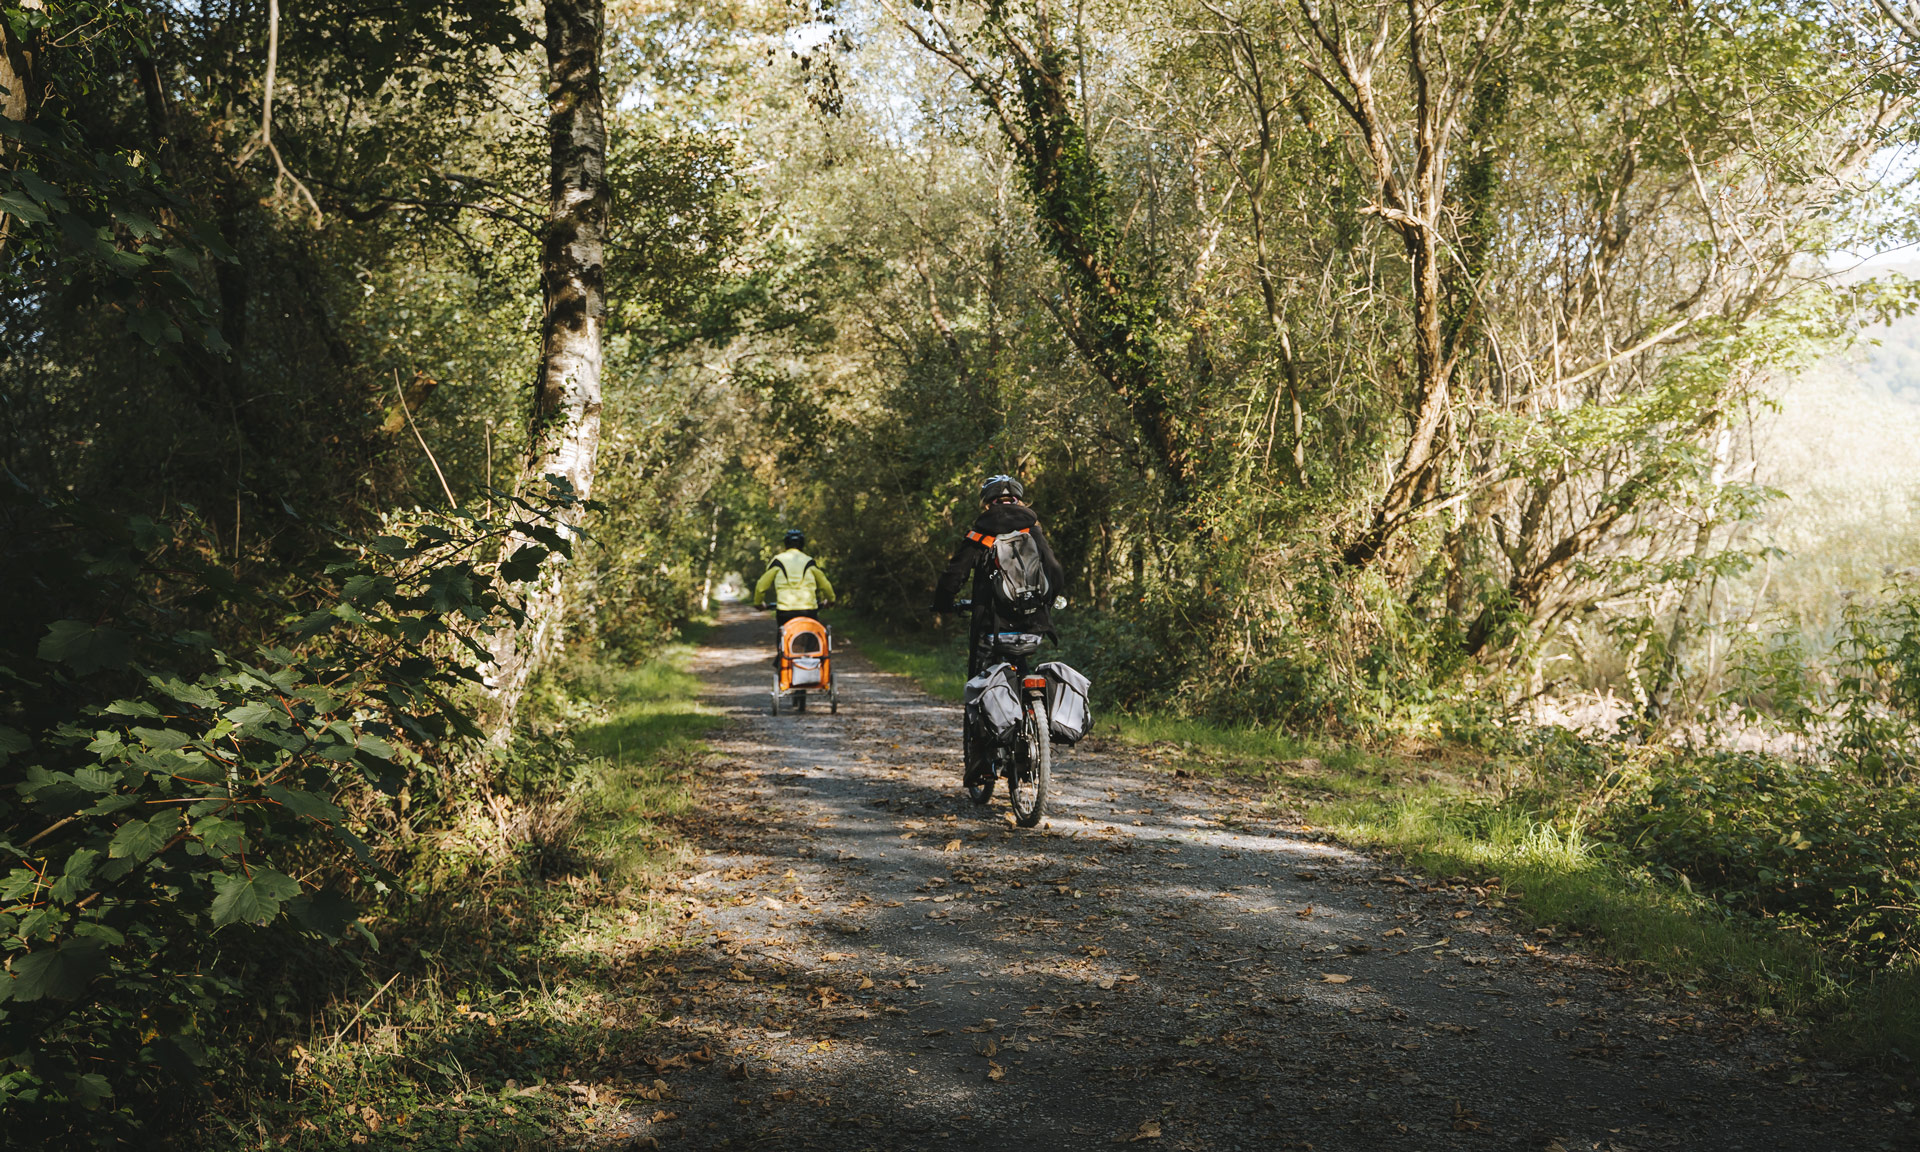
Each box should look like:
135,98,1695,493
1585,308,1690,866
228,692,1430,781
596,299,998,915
967,527,1029,548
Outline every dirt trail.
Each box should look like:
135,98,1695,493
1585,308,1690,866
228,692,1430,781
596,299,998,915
614,606,1901,1151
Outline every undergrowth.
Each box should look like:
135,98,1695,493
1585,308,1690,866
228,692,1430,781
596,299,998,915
197,646,717,1151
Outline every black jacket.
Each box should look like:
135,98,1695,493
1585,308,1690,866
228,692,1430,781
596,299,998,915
932,503,1067,638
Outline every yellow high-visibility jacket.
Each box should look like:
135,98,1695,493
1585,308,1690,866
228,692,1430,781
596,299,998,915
754,549,835,611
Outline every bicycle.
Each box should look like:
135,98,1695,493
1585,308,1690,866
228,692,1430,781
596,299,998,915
952,598,1050,827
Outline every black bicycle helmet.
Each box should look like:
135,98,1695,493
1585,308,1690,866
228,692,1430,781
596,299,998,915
783,528,806,549
979,474,1024,504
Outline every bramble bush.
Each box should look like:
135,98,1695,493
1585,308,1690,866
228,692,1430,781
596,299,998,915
0,484,577,1141
1616,753,1920,968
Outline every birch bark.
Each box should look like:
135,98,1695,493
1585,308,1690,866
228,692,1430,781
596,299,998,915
482,0,608,741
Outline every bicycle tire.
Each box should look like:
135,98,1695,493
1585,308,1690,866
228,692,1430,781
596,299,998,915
964,712,994,805
1009,697,1050,827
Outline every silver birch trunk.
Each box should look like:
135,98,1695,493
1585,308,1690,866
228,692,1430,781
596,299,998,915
482,0,608,742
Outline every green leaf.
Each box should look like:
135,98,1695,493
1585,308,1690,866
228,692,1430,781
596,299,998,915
68,1072,113,1109
0,190,46,224
499,544,549,583
37,621,132,675
525,523,574,558
70,767,117,793
7,937,108,1002
131,726,191,751
223,702,277,731
263,784,343,824
0,726,27,768
70,921,125,947
49,849,100,902
209,868,301,927
190,816,247,858
151,676,218,708
109,810,183,861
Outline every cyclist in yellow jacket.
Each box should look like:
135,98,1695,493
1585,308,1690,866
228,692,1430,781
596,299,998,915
754,529,836,626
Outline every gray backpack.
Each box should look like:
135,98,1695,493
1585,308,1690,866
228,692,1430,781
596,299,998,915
969,526,1051,615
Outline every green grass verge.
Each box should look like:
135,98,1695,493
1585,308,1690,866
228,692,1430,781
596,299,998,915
218,646,719,1151
834,615,970,701
847,623,1916,1063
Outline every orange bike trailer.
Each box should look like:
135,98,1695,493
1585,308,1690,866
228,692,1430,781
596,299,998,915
772,617,837,714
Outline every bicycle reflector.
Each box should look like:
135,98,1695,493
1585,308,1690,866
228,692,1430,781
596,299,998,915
1024,676,1047,689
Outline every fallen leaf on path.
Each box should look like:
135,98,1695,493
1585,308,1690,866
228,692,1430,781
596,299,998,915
1130,1119,1162,1141
944,839,963,852
821,952,854,961
771,1089,797,1102
1453,909,1473,919
1321,973,1352,984
922,1028,949,1037
764,897,785,911
1381,928,1406,938
1295,871,1317,881
1296,906,1315,918
858,976,875,990
649,1111,678,1123
962,1019,998,1032
986,1061,1005,1081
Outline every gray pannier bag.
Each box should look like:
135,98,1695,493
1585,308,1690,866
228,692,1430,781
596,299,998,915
964,662,1023,745
1036,661,1092,745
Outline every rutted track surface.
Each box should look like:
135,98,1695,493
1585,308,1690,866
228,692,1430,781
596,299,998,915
613,606,1903,1150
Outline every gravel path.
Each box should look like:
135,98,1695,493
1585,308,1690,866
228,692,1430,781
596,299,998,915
613,606,1905,1151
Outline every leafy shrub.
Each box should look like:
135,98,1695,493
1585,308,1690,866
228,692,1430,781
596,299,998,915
1614,752,1920,968
0,490,574,1140
1055,607,1184,712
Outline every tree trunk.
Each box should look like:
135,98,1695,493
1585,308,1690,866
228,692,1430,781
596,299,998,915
0,0,44,253
0,1,41,129
482,0,608,742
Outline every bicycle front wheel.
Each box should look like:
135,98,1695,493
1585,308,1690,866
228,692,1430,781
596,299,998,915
1009,697,1050,828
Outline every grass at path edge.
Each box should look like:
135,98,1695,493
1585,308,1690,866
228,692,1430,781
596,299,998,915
840,618,1920,1069
219,643,720,1150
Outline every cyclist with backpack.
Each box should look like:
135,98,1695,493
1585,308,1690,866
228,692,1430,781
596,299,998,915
931,476,1066,679
755,529,836,625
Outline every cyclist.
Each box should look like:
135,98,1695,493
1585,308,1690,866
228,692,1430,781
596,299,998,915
931,475,1066,680
755,529,836,625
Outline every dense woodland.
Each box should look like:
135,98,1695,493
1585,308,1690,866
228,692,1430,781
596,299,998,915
4,0,1920,1141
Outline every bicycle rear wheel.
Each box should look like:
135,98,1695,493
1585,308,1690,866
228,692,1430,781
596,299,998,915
963,713,994,805
1009,698,1050,827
